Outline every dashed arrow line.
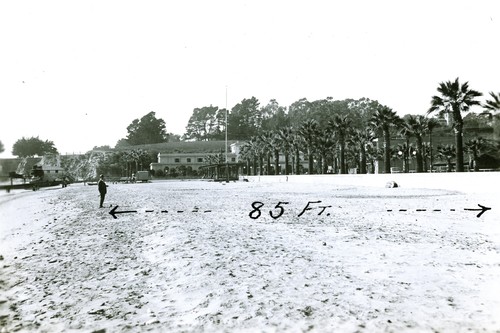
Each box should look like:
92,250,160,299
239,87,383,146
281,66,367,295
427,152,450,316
109,206,212,219
109,206,138,219
464,204,491,218
387,204,491,218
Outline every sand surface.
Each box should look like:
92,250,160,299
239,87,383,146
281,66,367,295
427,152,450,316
1,178,499,332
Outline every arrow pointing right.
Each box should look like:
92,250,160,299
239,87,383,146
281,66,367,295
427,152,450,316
464,204,492,218
109,205,138,219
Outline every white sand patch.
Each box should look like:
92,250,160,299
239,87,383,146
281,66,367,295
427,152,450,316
0,176,499,332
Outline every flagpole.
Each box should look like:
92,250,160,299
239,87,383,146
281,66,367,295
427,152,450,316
225,85,229,182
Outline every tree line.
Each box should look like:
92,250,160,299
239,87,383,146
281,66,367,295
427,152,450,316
185,78,500,174
3,78,499,175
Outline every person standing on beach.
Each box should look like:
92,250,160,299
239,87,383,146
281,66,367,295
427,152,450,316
98,174,107,208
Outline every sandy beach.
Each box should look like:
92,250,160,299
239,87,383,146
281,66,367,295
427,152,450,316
1,175,499,332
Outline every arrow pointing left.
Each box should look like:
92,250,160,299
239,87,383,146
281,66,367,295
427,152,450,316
109,205,138,219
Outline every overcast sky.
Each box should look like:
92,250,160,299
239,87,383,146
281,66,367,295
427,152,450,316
0,0,499,157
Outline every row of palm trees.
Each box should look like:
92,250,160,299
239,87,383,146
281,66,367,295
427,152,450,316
238,110,435,175
237,78,499,175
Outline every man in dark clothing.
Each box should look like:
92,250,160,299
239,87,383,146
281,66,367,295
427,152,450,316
98,174,107,208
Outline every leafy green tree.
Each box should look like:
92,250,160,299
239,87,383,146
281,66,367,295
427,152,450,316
260,99,289,132
12,136,58,157
346,98,383,130
463,112,492,128
184,106,225,141
126,111,169,145
169,167,179,178
227,97,261,140
428,78,482,172
484,92,500,113
288,98,312,127
115,138,131,149
370,106,401,173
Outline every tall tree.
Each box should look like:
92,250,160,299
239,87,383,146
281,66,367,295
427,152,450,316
276,127,294,175
370,106,401,173
271,133,281,175
291,132,303,175
126,111,169,145
288,98,312,127
315,132,334,174
259,131,274,175
428,78,482,172
346,98,383,129
328,115,351,174
12,136,58,157
398,117,413,173
261,99,289,132
227,97,261,140
404,115,427,172
298,119,320,174
426,117,441,172
184,106,225,141
352,128,375,174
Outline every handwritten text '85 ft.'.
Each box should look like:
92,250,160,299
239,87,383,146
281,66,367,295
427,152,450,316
249,201,331,220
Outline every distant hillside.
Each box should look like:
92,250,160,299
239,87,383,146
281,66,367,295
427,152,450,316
111,140,240,154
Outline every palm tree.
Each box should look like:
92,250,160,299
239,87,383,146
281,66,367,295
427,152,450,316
370,106,401,173
405,115,428,173
365,144,380,174
465,137,487,171
276,127,294,175
315,131,334,174
328,115,351,174
298,119,320,174
271,133,281,175
259,131,274,175
243,136,260,175
398,120,413,173
238,143,250,175
352,128,376,174
426,117,440,172
421,142,431,172
394,143,414,173
484,92,500,112
291,131,303,175
428,78,482,172
437,144,456,172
